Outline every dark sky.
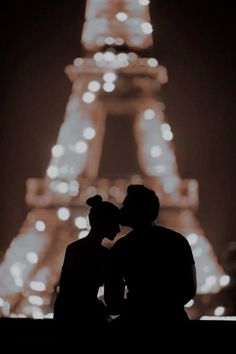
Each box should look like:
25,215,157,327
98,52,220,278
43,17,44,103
1,0,235,264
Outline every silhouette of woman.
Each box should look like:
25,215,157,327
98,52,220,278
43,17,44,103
54,195,120,336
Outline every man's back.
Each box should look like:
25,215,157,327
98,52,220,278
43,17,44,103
105,224,195,321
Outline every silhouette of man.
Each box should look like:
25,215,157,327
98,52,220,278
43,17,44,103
104,184,197,332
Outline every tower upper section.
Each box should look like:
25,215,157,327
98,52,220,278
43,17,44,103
82,0,153,52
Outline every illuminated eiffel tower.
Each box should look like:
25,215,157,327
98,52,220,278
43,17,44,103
0,0,226,319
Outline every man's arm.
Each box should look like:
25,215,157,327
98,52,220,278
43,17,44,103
183,264,197,305
179,236,197,305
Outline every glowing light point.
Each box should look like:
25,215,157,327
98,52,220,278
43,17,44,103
141,22,153,34
105,37,115,45
144,109,155,120
128,52,138,61
10,263,22,278
104,52,115,62
147,58,158,67
57,182,69,194
69,181,79,196
187,233,198,246
26,252,38,264
103,72,117,82
74,140,88,154
52,144,65,158
219,275,230,287
35,220,46,232
57,207,70,221
88,81,101,92
185,299,194,308
117,53,128,62
82,92,95,103
162,130,173,141
47,165,59,179
161,123,173,141
103,82,115,92
83,127,96,140
75,217,87,229
150,145,162,157
115,38,124,46
161,123,171,131
30,281,46,292
138,0,150,5
116,12,128,22
73,57,84,66
214,306,225,316
93,52,104,62
28,295,43,306
78,230,89,239
33,311,44,319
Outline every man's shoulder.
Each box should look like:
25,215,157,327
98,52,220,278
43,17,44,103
154,225,190,245
155,224,183,237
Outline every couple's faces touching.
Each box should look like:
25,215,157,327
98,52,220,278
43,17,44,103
103,195,140,239
103,196,132,240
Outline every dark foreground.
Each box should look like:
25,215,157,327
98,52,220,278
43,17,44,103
0,318,235,350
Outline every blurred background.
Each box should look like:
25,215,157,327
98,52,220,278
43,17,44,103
0,0,236,318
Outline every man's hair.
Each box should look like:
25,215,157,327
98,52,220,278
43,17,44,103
127,184,160,222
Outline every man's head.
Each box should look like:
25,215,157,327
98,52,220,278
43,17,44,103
120,184,160,228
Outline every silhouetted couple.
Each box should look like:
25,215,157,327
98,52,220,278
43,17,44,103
54,184,196,343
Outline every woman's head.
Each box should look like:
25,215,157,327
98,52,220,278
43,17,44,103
86,195,120,240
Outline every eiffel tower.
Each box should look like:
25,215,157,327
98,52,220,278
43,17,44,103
0,0,226,319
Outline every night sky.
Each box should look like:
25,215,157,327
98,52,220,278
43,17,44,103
1,0,235,266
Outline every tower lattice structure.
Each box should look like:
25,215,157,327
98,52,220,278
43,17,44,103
0,0,226,319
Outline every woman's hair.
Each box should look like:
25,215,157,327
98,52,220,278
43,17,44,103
86,194,120,225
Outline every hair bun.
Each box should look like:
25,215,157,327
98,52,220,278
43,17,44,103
86,194,103,207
